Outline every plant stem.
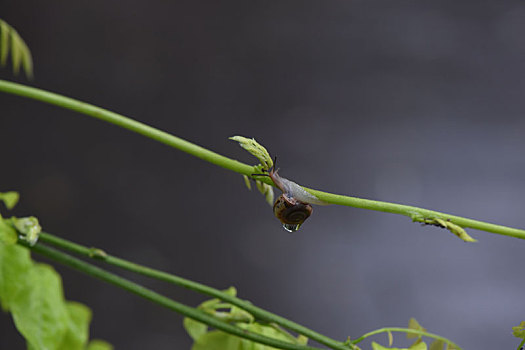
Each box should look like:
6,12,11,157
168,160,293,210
1,78,524,240
517,338,525,350
19,240,328,350
38,232,349,350
351,327,461,349
0,80,254,177
306,189,525,240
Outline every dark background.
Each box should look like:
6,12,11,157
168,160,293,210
1,1,525,349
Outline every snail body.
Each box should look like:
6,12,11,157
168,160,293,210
267,167,325,232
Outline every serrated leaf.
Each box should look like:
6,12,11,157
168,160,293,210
87,340,114,350
230,136,273,171
512,321,525,338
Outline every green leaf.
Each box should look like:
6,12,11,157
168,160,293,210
512,321,525,338
445,221,476,243
185,288,307,349
10,264,71,350
296,335,308,345
87,340,114,350
371,341,428,350
192,330,242,350
243,175,252,190
412,216,476,243
410,342,428,350
256,180,274,207
407,318,426,338
0,219,18,245
184,317,208,341
0,191,19,209
229,136,273,171
0,20,9,66
58,302,92,350
429,339,444,350
0,19,33,78
0,241,33,310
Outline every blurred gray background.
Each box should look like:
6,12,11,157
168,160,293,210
1,1,524,349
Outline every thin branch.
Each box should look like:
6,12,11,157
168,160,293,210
351,327,461,349
38,232,349,350
18,240,330,350
1,79,524,240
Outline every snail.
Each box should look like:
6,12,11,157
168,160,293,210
255,163,326,232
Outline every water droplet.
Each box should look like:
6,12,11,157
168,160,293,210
282,223,301,232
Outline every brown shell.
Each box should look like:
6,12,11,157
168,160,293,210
273,193,313,225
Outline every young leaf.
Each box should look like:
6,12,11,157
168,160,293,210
429,339,444,350
183,317,208,341
256,180,274,206
0,191,20,209
243,175,252,190
0,20,8,65
407,318,426,338
372,341,428,350
512,321,525,338
86,340,114,350
412,216,476,242
192,330,242,350
0,19,33,79
185,289,308,349
229,136,273,171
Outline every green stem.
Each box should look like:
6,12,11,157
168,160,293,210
38,232,349,350
517,338,525,350
306,189,525,240
0,80,254,177
351,327,461,349
19,240,326,350
1,78,524,240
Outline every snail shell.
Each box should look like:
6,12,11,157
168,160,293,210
273,193,313,226
267,167,324,231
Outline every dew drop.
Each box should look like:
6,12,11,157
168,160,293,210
282,223,301,232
